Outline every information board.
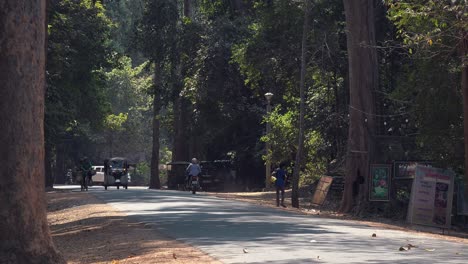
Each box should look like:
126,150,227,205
394,161,432,179
311,176,333,206
369,164,391,201
407,165,454,228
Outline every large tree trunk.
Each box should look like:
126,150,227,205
0,1,65,262
291,0,311,208
184,0,192,18
173,97,190,162
150,64,162,189
172,0,191,163
339,0,378,214
461,32,468,195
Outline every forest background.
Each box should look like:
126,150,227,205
45,0,467,209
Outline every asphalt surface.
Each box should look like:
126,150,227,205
59,186,468,263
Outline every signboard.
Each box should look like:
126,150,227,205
311,176,333,206
407,166,455,228
369,164,391,201
394,161,432,179
330,176,344,192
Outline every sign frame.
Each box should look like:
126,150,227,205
407,165,455,228
311,176,334,207
369,164,391,202
393,161,432,179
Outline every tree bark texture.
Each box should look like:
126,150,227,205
150,64,162,189
0,1,65,263
173,97,190,162
339,0,378,214
461,31,468,195
172,0,191,163
291,0,311,208
184,0,192,18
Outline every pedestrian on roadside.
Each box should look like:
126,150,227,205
275,163,287,207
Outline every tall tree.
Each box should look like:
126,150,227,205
291,0,312,208
172,0,194,162
339,0,378,213
150,64,162,189
0,0,65,262
140,0,178,188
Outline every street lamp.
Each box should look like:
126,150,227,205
264,92,273,189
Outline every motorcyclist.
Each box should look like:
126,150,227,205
80,157,93,190
186,158,201,186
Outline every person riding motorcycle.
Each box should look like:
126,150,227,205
80,157,93,189
186,158,201,187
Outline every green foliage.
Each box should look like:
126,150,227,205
233,0,347,185
102,56,154,160
133,161,150,185
104,113,128,131
262,107,297,164
385,0,466,170
386,0,467,52
46,0,114,166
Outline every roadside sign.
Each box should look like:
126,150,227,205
311,176,333,207
407,165,455,228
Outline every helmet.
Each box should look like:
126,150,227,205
191,158,198,163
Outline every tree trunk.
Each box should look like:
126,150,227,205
172,0,191,163
291,0,311,208
184,0,192,18
339,0,378,214
0,1,65,262
173,97,190,162
461,32,468,195
150,64,162,189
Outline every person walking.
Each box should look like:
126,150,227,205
275,163,287,207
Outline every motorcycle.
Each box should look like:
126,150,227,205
186,174,200,194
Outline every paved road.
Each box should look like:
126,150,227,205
83,187,468,264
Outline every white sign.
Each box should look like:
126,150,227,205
407,165,454,228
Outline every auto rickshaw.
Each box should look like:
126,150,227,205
104,157,129,190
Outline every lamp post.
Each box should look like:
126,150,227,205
264,92,273,189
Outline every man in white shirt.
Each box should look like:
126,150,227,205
186,158,201,185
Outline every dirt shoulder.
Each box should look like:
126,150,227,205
207,190,468,243
47,191,221,264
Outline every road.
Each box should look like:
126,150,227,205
80,187,468,264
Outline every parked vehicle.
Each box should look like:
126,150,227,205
103,157,129,190
92,165,104,184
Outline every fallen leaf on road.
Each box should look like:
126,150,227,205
399,246,409,251
407,244,418,249
243,248,249,253
317,256,320,259
424,248,435,252
456,252,462,255
372,233,377,237
173,253,177,259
